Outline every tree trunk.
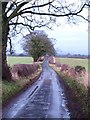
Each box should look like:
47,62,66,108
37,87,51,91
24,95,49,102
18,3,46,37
33,54,40,62
33,57,38,62
2,21,12,81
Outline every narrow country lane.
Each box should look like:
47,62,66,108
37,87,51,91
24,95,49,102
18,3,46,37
2,60,70,118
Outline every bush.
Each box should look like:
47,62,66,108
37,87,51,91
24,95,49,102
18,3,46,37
11,63,40,79
75,65,86,74
67,68,76,77
61,64,70,71
55,62,61,67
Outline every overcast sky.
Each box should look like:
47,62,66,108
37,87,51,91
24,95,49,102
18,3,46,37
7,0,88,55
45,22,88,55
9,21,88,55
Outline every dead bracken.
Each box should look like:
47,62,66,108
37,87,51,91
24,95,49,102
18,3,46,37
11,63,40,80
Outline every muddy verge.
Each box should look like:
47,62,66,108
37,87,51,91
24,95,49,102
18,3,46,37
57,73,88,119
2,72,42,108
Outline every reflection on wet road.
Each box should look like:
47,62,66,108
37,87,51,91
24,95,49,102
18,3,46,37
2,60,70,118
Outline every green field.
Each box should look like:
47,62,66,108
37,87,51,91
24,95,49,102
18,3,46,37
7,56,89,72
55,57,89,72
7,56,33,66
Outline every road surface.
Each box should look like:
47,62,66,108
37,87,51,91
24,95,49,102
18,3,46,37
2,60,70,118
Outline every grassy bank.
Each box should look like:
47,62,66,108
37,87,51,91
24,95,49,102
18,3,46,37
2,81,21,103
2,56,42,105
50,64,88,118
2,67,42,105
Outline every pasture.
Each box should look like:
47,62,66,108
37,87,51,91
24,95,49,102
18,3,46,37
7,56,33,66
7,56,89,72
55,57,89,72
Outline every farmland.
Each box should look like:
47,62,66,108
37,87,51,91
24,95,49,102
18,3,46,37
7,56,89,72
7,56,33,66
55,57,89,72
55,57,89,88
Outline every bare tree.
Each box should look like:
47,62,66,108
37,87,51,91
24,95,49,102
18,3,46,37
1,0,90,80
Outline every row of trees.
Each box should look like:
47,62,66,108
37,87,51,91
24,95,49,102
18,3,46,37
1,0,90,81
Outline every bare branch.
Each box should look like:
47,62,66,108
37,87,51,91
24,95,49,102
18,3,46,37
19,0,54,13
77,14,90,22
14,3,89,23
18,10,78,17
4,1,90,42
8,2,28,21
9,22,34,30
5,1,17,15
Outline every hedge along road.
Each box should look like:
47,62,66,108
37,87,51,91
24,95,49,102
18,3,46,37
2,59,70,118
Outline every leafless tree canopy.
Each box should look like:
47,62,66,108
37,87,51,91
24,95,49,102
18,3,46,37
2,0,90,37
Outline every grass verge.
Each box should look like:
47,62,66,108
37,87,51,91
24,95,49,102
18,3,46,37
50,64,89,118
2,67,42,106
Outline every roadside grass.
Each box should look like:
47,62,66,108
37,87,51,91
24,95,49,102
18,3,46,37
2,67,42,104
7,56,33,66
2,81,21,103
2,56,42,104
61,72,88,115
50,64,89,116
55,57,89,72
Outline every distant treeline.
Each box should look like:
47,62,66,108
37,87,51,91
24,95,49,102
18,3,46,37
56,54,89,59
7,53,31,57
7,53,90,59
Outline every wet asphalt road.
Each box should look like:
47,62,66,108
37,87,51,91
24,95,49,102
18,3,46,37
2,60,70,118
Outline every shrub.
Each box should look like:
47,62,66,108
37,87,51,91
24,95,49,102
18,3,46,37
75,65,86,76
11,63,40,79
61,64,70,72
55,62,61,67
49,56,55,64
67,68,76,77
